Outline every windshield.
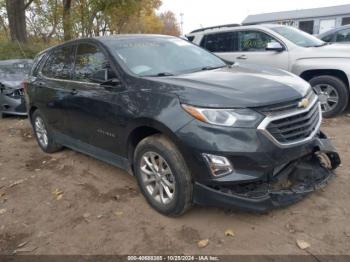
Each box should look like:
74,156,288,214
107,37,226,76
271,26,325,47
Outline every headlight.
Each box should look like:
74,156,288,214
182,104,263,127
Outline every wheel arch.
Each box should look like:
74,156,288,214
300,69,350,89
28,105,38,122
126,119,184,172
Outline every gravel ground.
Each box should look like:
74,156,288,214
0,115,349,255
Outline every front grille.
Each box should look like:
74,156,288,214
266,102,320,143
258,93,321,146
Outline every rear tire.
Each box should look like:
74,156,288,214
31,110,63,153
309,75,349,118
134,134,192,216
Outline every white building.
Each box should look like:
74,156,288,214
242,4,350,35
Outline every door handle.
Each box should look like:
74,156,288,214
237,55,247,60
70,89,78,95
37,82,44,87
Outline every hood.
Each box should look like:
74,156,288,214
144,63,310,108
302,43,350,58
0,74,27,89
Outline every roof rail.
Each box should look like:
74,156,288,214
189,24,240,34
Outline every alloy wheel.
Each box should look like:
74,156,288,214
140,151,176,205
313,84,339,113
34,116,48,148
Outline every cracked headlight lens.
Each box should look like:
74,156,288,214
182,104,263,127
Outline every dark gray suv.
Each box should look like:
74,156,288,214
25,35,340,216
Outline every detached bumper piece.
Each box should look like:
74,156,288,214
0,86,27,116
193,138,341,213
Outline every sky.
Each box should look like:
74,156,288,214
159,0,350,34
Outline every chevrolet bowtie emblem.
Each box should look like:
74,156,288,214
298,98,309,109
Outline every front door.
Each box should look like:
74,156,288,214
232,30,289,70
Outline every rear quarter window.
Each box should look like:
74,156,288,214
30,53,47,77
186,36,195,42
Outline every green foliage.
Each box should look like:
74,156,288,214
0,40,51,60
0,0,181,60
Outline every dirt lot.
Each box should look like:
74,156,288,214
0,115,349,255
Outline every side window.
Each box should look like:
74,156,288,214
239,31,278,52
74,43,114,83
41,46,74,80
321,34,334,43
336,29,350,42
200,32,238,52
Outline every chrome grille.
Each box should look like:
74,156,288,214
258,93,321,147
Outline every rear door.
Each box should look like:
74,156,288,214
65,42,125,155
30,45,75,134
200,31,241,62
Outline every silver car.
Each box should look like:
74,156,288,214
187,24,350,117
319,24,350,44
0,59,33,118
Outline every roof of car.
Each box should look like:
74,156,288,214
95,34,173,41
36,34,175,56
0,59,33,65
187,24,280,35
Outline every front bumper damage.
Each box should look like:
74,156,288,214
193,137,341,213
0,85,27,116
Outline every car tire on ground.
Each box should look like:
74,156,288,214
31,110,63,153
134,134,192,216
310,75,349,118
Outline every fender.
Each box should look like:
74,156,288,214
291,58,350,83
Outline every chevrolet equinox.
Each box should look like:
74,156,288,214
25,35,341,216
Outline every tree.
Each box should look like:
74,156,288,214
5,0,34,42
2,0,181,44
63,0,72,40
159,11,180,36
26,0,61,43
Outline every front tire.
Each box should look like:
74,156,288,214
134,134,192,216
31,110,63,153
310,75,349,118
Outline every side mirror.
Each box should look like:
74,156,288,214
266,42,284,52
100,78,123,91
89,69,108,83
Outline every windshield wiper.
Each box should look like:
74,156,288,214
200,65,226,71
145,72,175,77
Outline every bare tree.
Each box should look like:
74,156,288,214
63,0,72,40
5,0,34,42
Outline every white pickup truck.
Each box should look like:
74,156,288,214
187,24,350,117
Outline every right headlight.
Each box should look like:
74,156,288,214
182,104,264,128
